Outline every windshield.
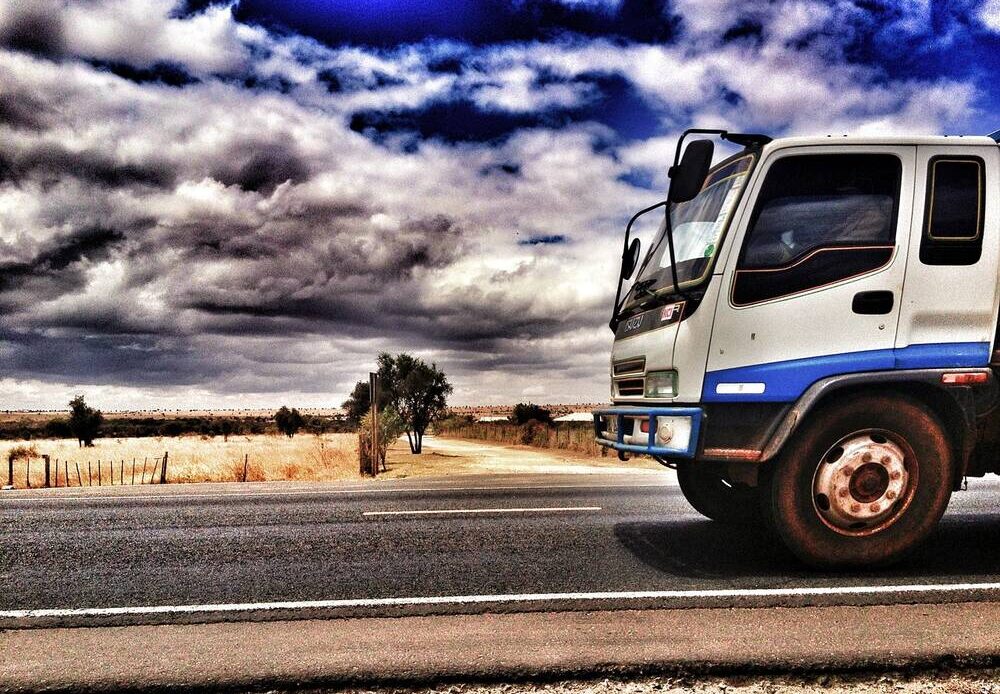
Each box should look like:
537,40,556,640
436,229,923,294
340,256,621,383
628,153,754,306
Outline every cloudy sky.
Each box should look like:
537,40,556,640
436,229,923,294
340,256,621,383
0,0,998,410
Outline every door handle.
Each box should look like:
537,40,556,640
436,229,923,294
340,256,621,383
852,290,894,315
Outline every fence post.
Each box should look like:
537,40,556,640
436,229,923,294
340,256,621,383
242,453,249,482
43,455,50,488
25,457,30,488
160,451,168,484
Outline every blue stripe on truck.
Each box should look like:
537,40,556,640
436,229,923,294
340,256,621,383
702,342,990,403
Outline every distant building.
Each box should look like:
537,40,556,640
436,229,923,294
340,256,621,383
553,412,593,423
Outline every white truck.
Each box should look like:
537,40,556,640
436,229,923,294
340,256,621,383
593,128,1000,568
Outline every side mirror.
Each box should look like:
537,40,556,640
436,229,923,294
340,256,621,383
621,237,641,280
668,139,714,204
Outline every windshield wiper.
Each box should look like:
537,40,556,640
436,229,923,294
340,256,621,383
630,278,658,299
626,204,691,309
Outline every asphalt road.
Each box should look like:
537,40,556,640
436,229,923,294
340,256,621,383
2,468,999,628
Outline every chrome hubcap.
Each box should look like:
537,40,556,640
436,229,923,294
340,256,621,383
813,432,909,533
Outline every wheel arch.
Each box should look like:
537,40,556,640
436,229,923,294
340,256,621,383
759,370,992,491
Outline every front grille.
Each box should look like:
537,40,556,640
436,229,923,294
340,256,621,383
616,378,645,397
613,357,646,376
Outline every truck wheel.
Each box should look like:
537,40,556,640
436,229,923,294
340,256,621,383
677,462,760,523
764,394,953,568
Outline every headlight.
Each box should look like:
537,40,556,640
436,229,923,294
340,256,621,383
645,370,677,398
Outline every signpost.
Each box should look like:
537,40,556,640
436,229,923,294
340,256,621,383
369,372,379,477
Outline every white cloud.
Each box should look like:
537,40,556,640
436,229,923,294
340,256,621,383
70,0,247,73
672,0,744,35
978,0,1000,32
470,65,589,112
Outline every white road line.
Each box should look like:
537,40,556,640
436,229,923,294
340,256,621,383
0,481,671,503
2,583,999,620
362,506,602,517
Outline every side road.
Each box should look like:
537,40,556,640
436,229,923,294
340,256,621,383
381,435,666,478
3,602,1000,693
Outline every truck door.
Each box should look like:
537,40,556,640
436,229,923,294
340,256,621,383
895,144,1000,361
705,146,916,403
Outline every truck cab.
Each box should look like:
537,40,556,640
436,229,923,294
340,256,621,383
594,130,1000,568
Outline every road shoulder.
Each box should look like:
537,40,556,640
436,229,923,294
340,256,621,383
4,602,999,692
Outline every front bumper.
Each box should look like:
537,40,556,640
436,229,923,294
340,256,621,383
592,406,703,459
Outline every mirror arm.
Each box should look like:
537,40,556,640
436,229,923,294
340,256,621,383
609,200,668,331
669,128,769,183
662,202,692,305
672,128,729,166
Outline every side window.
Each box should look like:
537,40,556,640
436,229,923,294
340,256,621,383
919,157,984,266
733,153,901,306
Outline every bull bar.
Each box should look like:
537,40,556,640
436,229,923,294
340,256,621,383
592,406,703,459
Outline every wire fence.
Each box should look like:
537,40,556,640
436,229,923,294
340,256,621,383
4,453,169,489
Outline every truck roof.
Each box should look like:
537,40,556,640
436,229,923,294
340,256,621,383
763,134,999,151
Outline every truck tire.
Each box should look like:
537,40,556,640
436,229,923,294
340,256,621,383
677,462,761,523
764,394,953,568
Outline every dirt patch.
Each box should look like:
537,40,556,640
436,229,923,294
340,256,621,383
382,436,664,479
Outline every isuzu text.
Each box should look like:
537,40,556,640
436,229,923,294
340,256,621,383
594,128,1000,568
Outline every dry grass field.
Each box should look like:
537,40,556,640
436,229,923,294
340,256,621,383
1,433,359,487
0,431,650,489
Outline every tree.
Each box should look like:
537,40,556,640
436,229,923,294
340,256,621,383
342,381,371,426
274,406,305,438
219,418,235,442
377,352,452,454
342,378,395,427
68,395,103,447
511,403,552,425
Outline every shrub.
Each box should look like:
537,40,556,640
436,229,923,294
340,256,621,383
519,420,548,445
358,408,406,475
511,403,552,425
43,418,72,438
227,456,266,482
7,444,38,462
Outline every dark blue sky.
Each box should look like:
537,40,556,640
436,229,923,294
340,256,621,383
231,0,679,45
222,0,1000,137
